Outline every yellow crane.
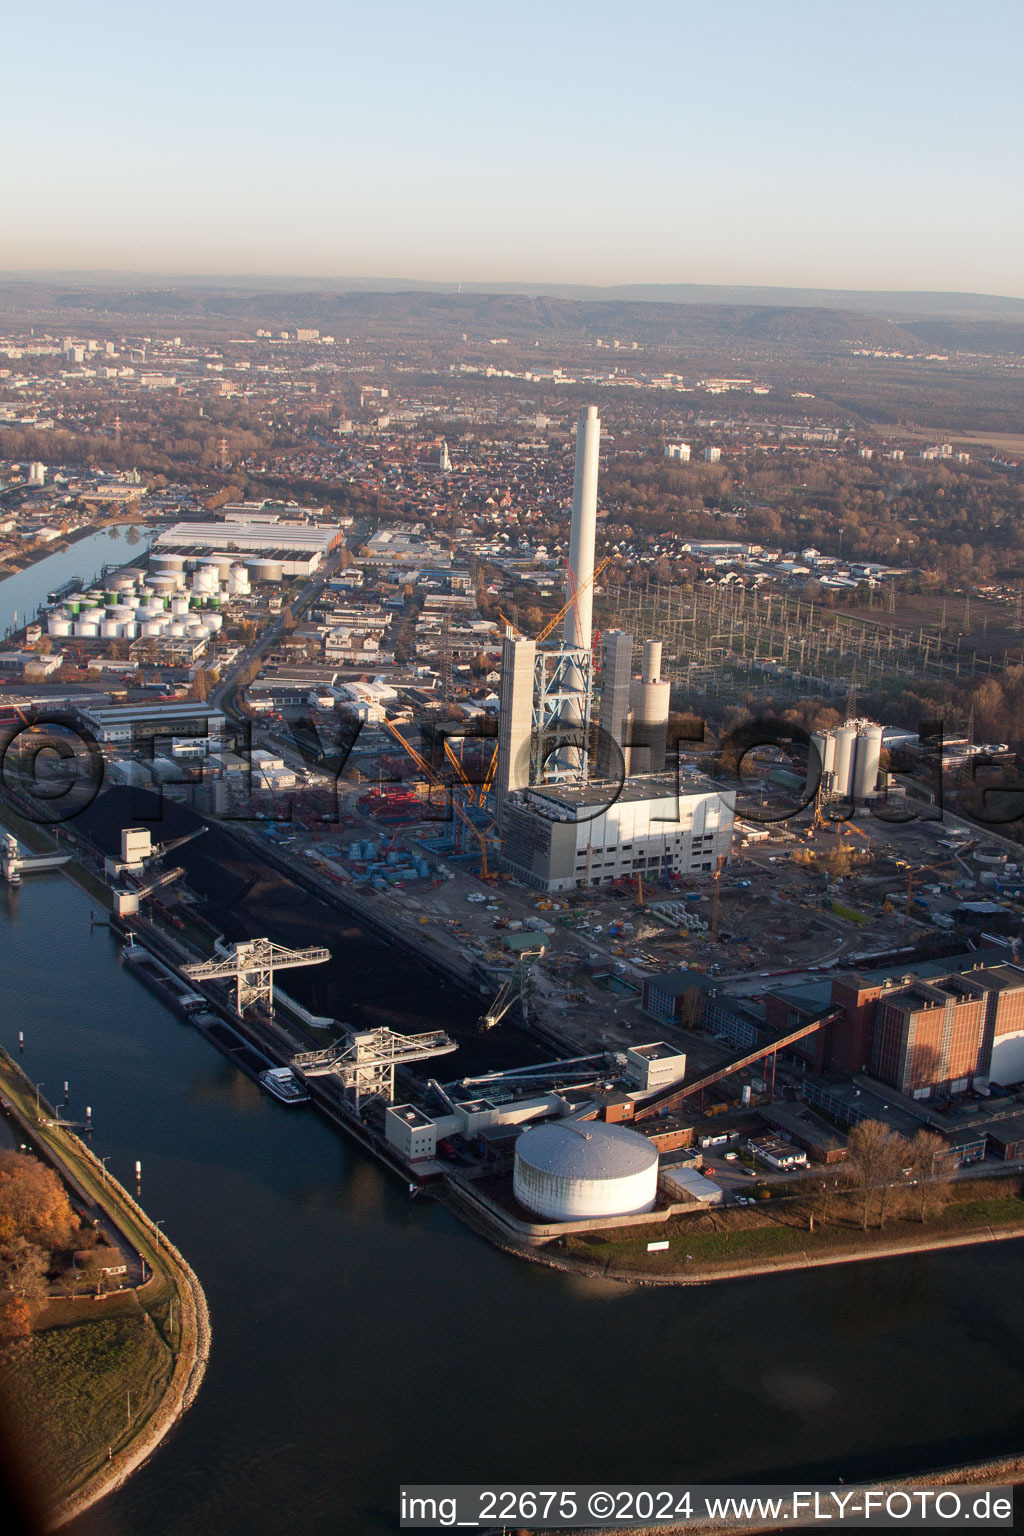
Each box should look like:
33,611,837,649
500,555,614,646
379,716,495,879
710,854,726,942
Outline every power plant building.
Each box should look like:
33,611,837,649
598,629,634,775
499,775,735,893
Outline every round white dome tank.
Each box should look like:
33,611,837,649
513,1119,658,1222
75,621,99,638
48,617,72,636
100,620,121,638
140,621,162,637
122,621,139,639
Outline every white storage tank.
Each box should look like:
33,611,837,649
513,1119,659,1222
201,613,223,631
192,566,219,595
48,616,72,636
228,564,251,596
831,726,858,799
75,621,99,638
100,620,121,638
122,621,139,639
247,559,283,583
150,552,186,575
141,621,162,638
853,725,884,799
806,730,837,796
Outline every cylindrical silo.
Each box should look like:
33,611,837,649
627,639,671,774
853,725,884,799
150,552,186,576
512,1119,658,1222
48,616,72,636
832,726,858,799
806,730,837,797
75,621,99,638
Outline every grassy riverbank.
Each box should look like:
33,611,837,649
1,1313,173,1501
558,1177,1024,1281
0,1050,209,1523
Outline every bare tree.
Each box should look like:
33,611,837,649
847,1121,908,1231
909,1130,952,1222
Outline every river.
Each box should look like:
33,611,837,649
0,525,154,639
1,846,1023,1536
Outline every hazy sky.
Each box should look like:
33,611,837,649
5,0,1023,294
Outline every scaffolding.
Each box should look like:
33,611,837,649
532,645,593,784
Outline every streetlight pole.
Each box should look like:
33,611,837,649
34,1082,44,1114
99,1156,110,1185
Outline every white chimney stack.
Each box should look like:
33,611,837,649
564,405,600,652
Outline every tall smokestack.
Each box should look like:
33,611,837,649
564,405,600,652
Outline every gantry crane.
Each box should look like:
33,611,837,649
292,1023,458,1111
184,937,330,1017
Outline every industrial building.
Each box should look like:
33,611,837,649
805,721,885,801
492,404,733,890
499,774,734,892
770,957,1024,1099
154,513,343,576
78,701,227,745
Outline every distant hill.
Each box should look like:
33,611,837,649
0,279,1021,355
3,270,1022,322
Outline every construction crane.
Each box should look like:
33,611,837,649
480,948,541,1031
904,860,951,925
379,715,496,878
500,555,614,646
184,937,330,1018
710,854,726,942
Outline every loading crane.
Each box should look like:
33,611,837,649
480,948,541,1031
113,864,186,918
184,937,330,1018
292,1024,458,1112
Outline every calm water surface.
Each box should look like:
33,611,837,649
0,525,153,637
1,849,1022,1536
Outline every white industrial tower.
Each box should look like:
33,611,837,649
564,405,600,652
